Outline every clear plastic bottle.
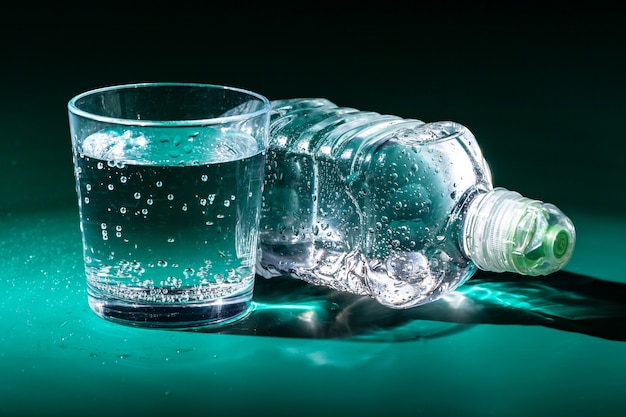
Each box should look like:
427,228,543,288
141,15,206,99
258,98,575,309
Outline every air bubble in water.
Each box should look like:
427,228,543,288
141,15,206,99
134,192,141,199
147,198,153,205
120,176,127,183
201,174,208,182
107,184,114,190
157,260,168,267
167,194,174,201
224,200,231,207
156,181,163,187
120,207,127,214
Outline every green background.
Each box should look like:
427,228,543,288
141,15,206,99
1,2,625,416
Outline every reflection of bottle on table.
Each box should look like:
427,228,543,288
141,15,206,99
258,98,575,309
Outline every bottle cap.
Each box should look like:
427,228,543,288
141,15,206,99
463,188,576,276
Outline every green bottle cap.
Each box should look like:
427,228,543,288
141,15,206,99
464,188,576,276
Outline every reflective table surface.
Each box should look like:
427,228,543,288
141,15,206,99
3,185,626,416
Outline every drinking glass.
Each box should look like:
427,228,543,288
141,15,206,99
68,83,270,328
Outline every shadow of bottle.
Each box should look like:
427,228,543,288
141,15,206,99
193,270,626,342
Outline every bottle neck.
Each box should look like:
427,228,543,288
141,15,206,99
462,188,575,276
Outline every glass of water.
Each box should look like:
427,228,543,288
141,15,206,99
68,83,270,328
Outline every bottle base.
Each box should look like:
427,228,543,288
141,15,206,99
87,289,253,329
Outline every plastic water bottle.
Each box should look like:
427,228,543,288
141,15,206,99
258,98,575,309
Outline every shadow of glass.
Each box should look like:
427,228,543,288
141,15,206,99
192,270,626,342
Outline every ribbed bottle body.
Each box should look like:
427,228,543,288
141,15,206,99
259,99,494,308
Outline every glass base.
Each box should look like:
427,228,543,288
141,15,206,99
88,287,253,329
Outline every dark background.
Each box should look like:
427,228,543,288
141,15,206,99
1,1,624,217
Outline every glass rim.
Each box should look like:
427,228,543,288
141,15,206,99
67,82,271,127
